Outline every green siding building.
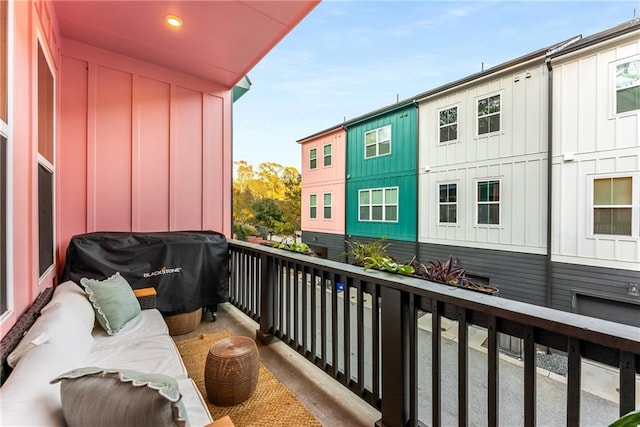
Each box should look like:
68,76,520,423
345,102,417,244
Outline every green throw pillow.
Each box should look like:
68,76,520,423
80,272,141,335
50,367,189,427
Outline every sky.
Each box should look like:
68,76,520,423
233,0,640,171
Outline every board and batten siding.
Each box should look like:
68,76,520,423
551,32,640,271
346,105,417,242
418,63,548,254
300,128,346,235
58,41,232,268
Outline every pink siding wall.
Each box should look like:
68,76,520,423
1,0,60,337
57,41,233,271
300,128,346,234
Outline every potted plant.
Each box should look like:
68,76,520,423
414,256,498,295
344,239,499,296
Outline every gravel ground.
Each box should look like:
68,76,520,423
536,351,568,376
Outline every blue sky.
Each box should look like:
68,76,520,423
233,0,640,171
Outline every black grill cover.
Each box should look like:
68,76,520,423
61,231,229,315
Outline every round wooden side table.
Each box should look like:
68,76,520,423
204,336,259,406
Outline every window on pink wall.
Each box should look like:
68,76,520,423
0,0,8,315
0,135,7,314
323,144,332,167
37,42,55,278
0,0,6,122
309,148,317,170
309,194,317,219
323,193,332,219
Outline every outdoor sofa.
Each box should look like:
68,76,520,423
0,277,217,426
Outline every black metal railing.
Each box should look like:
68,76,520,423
228,240,640,427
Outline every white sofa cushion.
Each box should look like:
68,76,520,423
92,308,169,351
0,343,84,427
7,302,95,368
42,280,95,328
177,378,214,427
86,334,188,380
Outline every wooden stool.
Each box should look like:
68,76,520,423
205,336,259,406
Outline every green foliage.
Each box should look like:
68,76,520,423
344,238,414,275
233,161,301,238
253,198,282,234
343,238,391,266
609,410,640,427
364,256,415,275
276,241,313,255
232,222,258,241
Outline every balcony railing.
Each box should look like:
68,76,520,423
228,240,639,427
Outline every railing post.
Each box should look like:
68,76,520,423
256,252,277,344
376,286,410,427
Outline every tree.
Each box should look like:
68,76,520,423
233,161,301,238
253,198,283,234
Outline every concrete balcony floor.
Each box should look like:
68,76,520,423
172,302,381,427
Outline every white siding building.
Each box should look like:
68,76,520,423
548,20,640,324
415,20,640,325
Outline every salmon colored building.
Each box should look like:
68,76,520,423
298,126,346,260
0,0,319,339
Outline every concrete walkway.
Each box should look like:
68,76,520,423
418,312,640,407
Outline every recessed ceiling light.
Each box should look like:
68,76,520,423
166,15,182,28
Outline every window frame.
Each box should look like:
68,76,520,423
438,182,458,224
475,179,501,226
590,174,638,238
309,148,317,170
36,36,56,283
0,0,12,319
309,194,317,220
438,105,459,144
612,54,640,116
358,187,399,223
364,124,392,159
476,93,501,136
323,144,332,167
323,192,332,219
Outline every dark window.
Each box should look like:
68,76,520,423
0,135,7,313
38,164,53,276
477,180,500,225
477,95,501,135
439,183,457,223
439,107,458,143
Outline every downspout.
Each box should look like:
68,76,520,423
414,102,420,262
545,57,553,308
343,123,349,264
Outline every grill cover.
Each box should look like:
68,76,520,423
61,231,229,315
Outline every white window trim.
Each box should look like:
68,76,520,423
437,104,459,144
323,192,332,220
0,0,13,322
475,92,502,137
358,186,399,223
475,179,501,227
35,33,57,285
610,54,640,118
309,193,317,220
323,143,332,168
587,173,639,239
364,124,392,159
437,181,458,225
309,147,317,170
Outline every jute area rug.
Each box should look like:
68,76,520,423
176,332,321,427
